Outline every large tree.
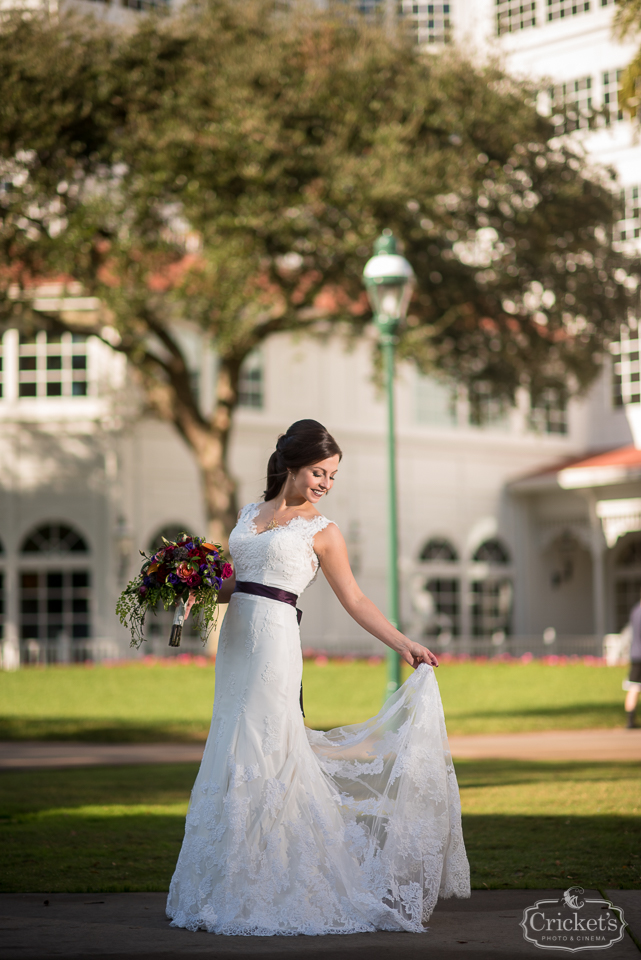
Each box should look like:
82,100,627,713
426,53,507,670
0,1,638,539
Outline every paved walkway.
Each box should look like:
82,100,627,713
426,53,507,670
1,890,639,959
1,728,640,770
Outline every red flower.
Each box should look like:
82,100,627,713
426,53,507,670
221,563,233,579
186,573,202,587
188,548,200,558
176,562,192,580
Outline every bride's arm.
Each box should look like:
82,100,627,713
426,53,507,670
314,523,438,669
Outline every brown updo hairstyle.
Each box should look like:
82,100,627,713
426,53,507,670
264,419,342,501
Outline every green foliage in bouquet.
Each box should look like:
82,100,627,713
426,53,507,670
116,534,233,647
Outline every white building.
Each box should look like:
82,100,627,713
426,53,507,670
1,0,640,666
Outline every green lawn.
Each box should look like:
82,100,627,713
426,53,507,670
0,659,628,741
1,760,638,893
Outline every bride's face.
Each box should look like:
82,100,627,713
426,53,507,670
291,455,340,505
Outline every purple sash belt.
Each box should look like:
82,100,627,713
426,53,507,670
233,580,305,717
234,581,303,625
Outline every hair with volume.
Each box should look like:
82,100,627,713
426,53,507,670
264,419,342,501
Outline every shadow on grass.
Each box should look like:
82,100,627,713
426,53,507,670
0,763,639,893
454,759,641,791
449,703,622,722
463,814,641,890
0,719,209,743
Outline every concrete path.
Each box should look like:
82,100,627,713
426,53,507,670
1,891,639,960
447,727,641,761
1,728,640,770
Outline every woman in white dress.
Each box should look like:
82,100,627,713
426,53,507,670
167,419,470,936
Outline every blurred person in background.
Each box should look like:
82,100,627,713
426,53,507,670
624,594,641,729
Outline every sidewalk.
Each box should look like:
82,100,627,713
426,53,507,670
1,890,639,960
1,728,640,770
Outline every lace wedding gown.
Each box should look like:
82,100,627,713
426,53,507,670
166,503,470,936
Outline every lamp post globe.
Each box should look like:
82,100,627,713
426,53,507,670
362,232,414,700
363,232,415,340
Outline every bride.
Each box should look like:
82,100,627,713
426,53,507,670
166,419,470,936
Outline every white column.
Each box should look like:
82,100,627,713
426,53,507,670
2,566,20,670
3,328,18,402
586,492,607,643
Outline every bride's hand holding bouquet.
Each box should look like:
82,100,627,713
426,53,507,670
116,533,233,647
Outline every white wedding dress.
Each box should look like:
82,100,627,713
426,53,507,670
166,503,470,936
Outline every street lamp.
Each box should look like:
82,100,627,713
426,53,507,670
363,231,415,699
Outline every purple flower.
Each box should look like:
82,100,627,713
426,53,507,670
214,576,223,589
166,572,180,586
139,585,147,596
203,577,214,587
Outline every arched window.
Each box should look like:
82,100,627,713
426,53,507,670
424,578,460,638
19,523,90,664
471,579,513,639
420,538,458,562
471,539,512,638
418,538,459,639
21,524,88,555
472,538,510,564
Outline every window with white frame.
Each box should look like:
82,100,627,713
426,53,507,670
19,523,91,664
355,0,383,16
602,69,624,125
529,387,568,435
548,76,594,134
18,331,88,398
399,2,452,45
121,0,169,9
424,578,460,637
416,375,458,427
470,538,512,638
546,0,591,21
617,185,641,243
468,381,510,430
496,0,536,36
419,538,460,638
471,578,513,637
238,352,264,410
611,324,641,406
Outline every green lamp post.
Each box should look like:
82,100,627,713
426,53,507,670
363,232,415,699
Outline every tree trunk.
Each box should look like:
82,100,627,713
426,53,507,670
167,356,240,547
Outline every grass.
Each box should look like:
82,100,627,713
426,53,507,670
0,659,629,741
1,760,638,893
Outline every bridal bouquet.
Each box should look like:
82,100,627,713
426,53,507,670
116,533,233,648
